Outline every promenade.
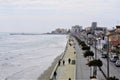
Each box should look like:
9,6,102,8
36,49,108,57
50,36,91,80
55,36,76,80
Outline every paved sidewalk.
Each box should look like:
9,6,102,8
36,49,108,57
55,37,76,80
52,36,106,80
73,37,91,80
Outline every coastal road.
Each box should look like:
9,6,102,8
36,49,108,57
78,33,120,79
73,34,120,79
91,46,120,79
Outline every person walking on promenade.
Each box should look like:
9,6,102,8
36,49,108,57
69,43,72,46
63,60,65,65
54,71,57,79
68,58,71,64
58,60,61,66
74,51,76,54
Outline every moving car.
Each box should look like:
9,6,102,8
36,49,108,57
115,60,120,67
101,53,108,58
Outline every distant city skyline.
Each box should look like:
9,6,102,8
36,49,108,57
0,0,120,33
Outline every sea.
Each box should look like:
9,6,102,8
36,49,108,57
0,33,68,80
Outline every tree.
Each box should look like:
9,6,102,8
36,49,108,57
87,59,103,79
82,46,90,51
84,50,94,58
73,36,82,45
107,76,119,80
111,49,120,56
87,59,103,67
81,41,86,47
84,50,94,78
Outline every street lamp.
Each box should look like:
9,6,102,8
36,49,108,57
91,36,98,77
106,34,110,78
94,38,97,76
106,31,111,78
94,34,97,60
95,39,97,59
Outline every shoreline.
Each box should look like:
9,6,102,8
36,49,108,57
38,36,68,80
37,54,62,80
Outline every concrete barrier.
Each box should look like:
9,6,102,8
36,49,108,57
49,62,59,80
49,40,69,80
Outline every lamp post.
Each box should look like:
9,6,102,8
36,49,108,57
94,34,97,60
95,39,97,59
92,36,97,77
94,38,97,76
107,35,110,78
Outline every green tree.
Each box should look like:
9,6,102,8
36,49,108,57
107,76,119,80
84,50,94,58
82,46,90,51
87,59,103,67
87,59,103,79
81,42,86,47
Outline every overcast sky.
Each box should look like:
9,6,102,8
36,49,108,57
0,0,120,33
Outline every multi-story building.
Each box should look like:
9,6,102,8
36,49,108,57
91,22,97,30
107,26,120,47
51,28,68,34
86,22,106,36
71,25,82,33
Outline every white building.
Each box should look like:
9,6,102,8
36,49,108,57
71,25,82,33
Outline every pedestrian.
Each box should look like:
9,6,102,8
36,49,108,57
74,52,76,54
68,58,71,64
63,60,65,65
58,60,61,66
69,43,71,46
54,71,57,79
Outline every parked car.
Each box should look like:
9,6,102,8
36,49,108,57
115,60,120,67
110,55,119,62
101,53,108,58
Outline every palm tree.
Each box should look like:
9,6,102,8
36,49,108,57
82,45,90,51
83,50,94,62
87,59,103,67
107,76,119,80
84,50,94,58
83,50,94,78
87,59,103,78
